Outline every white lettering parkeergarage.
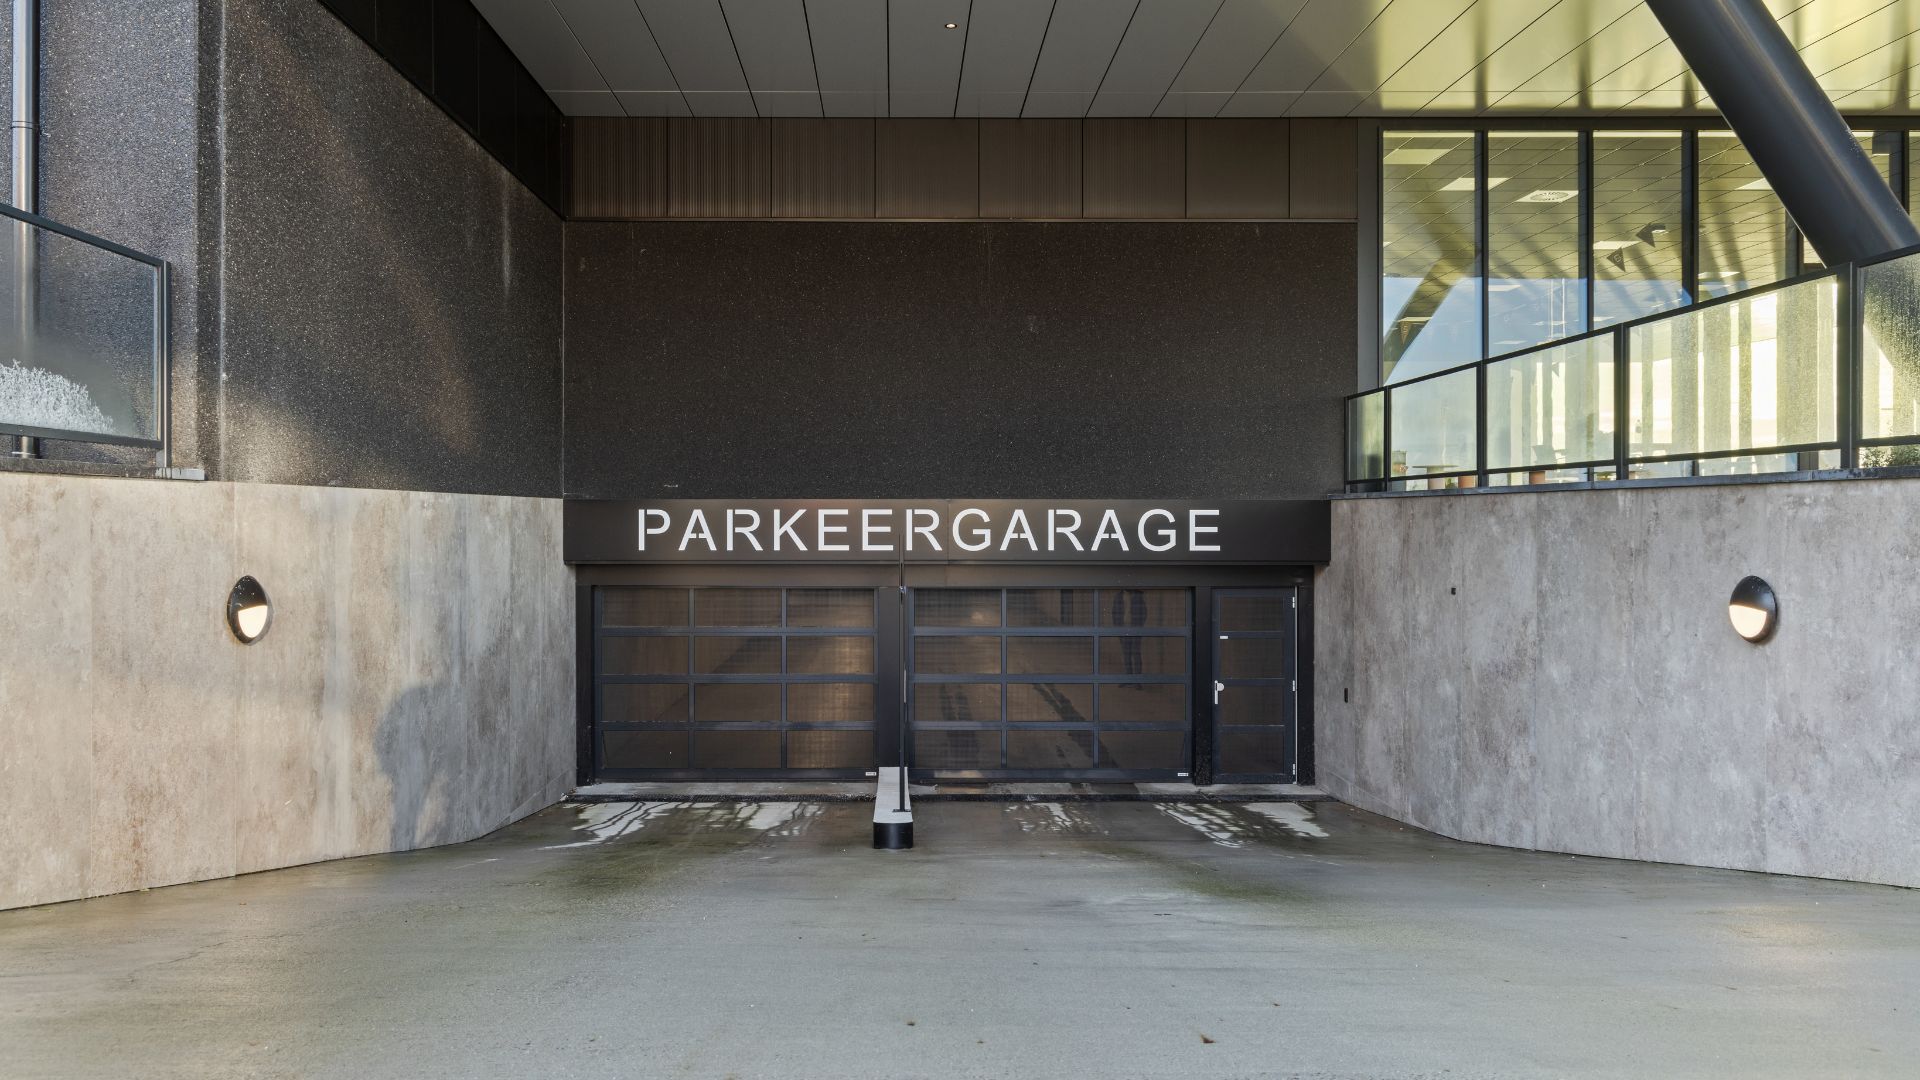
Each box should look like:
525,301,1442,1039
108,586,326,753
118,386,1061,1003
634,504,1232,557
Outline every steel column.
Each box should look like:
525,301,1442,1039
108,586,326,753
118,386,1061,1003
1647,0,1920,265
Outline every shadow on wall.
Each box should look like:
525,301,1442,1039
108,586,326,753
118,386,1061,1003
375,683,449,853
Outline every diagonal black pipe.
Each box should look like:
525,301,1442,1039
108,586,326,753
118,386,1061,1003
1647,0,1920,265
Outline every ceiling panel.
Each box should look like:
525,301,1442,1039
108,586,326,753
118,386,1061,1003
1235,0,1396,95
956,0,1057,117
1087,0,1224,117
890,0,972,116
1304,0,1475,96
722,0,820,116
484,0,1920,119
551,0,679,98
1157,0,1311,117
1025,0,1140,117
807,0,888,116
471,0,606,93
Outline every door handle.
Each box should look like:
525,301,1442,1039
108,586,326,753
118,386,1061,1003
1213,680,1225,704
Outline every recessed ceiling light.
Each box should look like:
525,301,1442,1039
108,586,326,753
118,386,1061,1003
1592,240,1639,250
1517,189,1576,203
1383,147,1447,166
1439,176,1505,192
944,22,957,29
1738,177,1772,190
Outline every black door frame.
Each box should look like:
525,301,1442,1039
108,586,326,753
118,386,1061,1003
1208,587,1302,783
574,564,1316,786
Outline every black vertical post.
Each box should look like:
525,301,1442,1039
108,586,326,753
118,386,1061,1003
1580,129,1595,332
1613,328,1632,481
1840,263,1863,470
1191,587,1214,787
1476,130,1491,363
1682,129,1700,304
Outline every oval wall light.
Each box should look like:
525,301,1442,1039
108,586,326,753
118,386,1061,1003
1727,575,1777,643
227,576,273,644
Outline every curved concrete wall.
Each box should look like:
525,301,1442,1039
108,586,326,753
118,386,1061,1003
0,473,575,910
1315,480,1920,889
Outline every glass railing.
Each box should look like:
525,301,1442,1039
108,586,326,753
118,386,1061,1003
0,203,170,462
1346,243,1920,491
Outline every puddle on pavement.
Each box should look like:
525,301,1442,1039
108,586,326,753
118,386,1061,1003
1153,802,1329,847
1002,802,1099,835
544,801,824,849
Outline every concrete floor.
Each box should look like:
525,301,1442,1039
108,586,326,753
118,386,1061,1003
2,801,1916,1079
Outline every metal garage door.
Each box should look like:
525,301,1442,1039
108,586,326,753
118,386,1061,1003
908,587,1191,779
593,587,879,777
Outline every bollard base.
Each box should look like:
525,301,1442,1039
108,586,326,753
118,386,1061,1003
873,821,914,850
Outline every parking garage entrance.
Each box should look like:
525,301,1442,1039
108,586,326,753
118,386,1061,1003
567,501,1328,786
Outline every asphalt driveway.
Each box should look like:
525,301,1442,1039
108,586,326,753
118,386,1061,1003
2,798,1915,1079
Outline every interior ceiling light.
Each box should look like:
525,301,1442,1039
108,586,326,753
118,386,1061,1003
944,22,956,28
1635,222,1669,246
1728,576,1778,643
1517,190,1575,203
1440,176,1506,192
1383,147,1448,166
1592,240,1639,250
1738,177,1773,190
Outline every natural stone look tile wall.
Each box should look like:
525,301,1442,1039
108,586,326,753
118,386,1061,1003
0,473,575,910
1315,480,1920,889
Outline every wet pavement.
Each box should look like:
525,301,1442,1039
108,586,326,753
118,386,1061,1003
2,800,1916,1079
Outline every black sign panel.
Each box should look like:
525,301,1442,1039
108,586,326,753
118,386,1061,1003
563,500,1330,565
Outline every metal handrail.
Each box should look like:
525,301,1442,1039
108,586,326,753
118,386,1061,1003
1346,248,1914,489
0,202,171,464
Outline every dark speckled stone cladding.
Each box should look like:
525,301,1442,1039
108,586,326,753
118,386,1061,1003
563,221,1355,500
208,0,561,495
18,0,562,495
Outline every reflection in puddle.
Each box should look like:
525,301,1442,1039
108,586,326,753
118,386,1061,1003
544,801,822,849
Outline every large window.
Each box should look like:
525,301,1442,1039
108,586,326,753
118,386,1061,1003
1488,132,1583,356
1380,125,1911,383
1593,131,1686,327
1381,132,1480,382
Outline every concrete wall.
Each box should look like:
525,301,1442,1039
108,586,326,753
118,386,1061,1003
564,220,1356,500
1315,480,1920,889
0,472,575,910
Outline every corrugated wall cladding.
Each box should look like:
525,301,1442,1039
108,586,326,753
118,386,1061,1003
573,117,1358,221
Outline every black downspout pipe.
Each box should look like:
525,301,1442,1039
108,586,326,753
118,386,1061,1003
1646,0,1920,265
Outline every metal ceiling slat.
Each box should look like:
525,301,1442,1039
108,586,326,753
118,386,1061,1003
471,0,607,93
807,0,889,116
550,0,680,95
1087,0,1223,117
889,0,972,116
1156,0,1310,117
637,0,755,116
956,0,1056,117
1234,0,1395,95
722,0,822,116
1303,0,1474,96
1024,0,1140,118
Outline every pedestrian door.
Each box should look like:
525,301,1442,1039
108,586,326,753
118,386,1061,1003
1210,588,1298,782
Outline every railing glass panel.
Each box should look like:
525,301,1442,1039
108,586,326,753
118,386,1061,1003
1486,336,1615,476
1625,276,1837,466
1347,392,1385,482
0,207,165,449
1861,250,1920,466
1388,367,1476,485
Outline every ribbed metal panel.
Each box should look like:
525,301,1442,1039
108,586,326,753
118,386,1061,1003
979,119,1082,219
1187,119,1289,219
1084,119,1184,218
668,118,770,217
1288,118,1357,220
571,118,668,218
876,119,979,218
770,119,876,217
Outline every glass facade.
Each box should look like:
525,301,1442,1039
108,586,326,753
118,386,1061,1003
1380,125,1912,383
